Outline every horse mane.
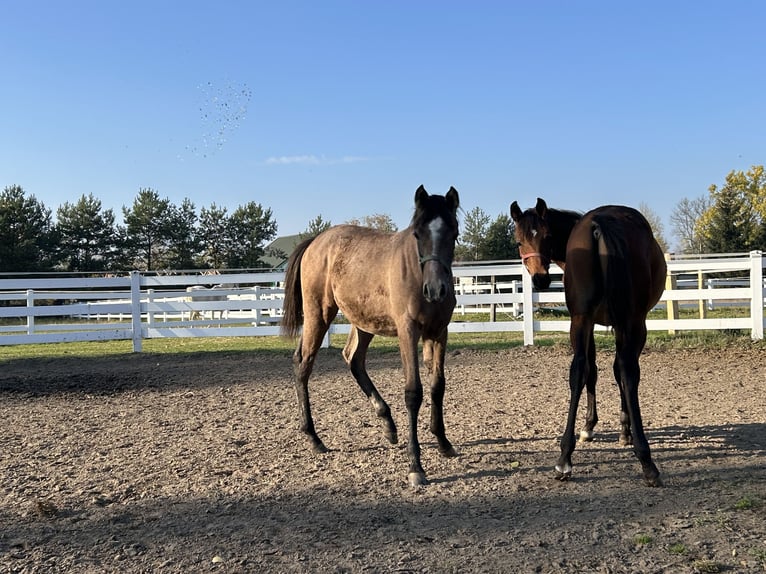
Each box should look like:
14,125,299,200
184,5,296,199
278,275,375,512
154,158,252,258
280,236,315,339
540,207,582,263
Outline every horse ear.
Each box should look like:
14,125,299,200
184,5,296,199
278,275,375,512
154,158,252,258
415,185,428,207
446,186,459,213
510,201,522,222
535,197,548,218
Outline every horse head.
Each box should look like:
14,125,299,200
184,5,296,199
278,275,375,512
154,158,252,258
510,197,554,290
412,185,460,303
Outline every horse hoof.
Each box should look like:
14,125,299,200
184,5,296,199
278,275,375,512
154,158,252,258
554,463,572,481
408,472,427,487
311,442,329,454
619,435,632,446
440,446,459,458
644,474,664,487
385,431,398,445
578,429,595,442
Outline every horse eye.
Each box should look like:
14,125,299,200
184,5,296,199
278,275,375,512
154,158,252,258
413,231,420,240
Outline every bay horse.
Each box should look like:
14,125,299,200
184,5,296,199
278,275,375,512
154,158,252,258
510,198,666,486
281,185,460,487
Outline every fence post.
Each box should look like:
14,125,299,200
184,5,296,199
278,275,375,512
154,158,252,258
664,253,678,335
147,289,156,327
522,265,534,345
697,270,707,318
26,289,35,335
489,275,496,322
750,250,764,340
254,286,263,325
130,271,143,352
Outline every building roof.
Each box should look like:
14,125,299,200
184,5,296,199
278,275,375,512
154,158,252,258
261,234,302,270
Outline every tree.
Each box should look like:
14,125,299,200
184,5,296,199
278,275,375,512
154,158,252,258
483,213,519,260
165,198,199,270
346,213,398,232
456,206,490,261
227,202,278,268
637,202,669,253
197,203,230,269
698,183,752,253
697,166,765,253
300,214,332,240
122,188,174,271
55,194,118,271
670,196,712,254
0,185,55,271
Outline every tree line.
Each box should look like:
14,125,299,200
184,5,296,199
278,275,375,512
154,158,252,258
0,186,277,273
1,165,764,272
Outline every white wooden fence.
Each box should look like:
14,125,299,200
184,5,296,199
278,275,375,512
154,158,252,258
0,251,763,351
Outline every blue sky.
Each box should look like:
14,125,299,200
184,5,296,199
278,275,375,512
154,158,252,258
2,1,764,244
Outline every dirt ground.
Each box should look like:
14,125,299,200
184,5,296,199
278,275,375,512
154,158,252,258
1,342,765,573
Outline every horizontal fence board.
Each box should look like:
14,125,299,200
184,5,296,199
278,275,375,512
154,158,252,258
1,253,763,349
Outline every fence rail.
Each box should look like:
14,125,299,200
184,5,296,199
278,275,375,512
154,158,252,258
1,251,763,351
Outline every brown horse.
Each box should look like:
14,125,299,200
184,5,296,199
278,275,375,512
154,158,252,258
281,185,460,486
510,198,666,486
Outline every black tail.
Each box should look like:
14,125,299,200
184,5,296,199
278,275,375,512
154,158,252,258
592,216,634,329
280,237,315,339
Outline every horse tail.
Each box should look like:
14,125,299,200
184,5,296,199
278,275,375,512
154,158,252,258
280,237,315,339
591,215,634,329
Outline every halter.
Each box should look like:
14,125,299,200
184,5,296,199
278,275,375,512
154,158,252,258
419,254,453,275
520,251,550,266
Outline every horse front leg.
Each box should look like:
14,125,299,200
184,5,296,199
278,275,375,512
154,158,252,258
556,316,595,480
424,336,458,457
400,328,426,487
579,330,599,442
343,327,398,445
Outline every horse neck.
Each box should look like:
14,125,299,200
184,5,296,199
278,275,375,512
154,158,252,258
547,208,581,263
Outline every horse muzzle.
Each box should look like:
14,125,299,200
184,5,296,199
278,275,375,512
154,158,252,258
532,272,552,291
423,278,449,303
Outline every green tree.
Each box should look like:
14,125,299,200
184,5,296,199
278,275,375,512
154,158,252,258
456,206,490,261
698,183,751,253
483,213,518,260
0,185,55,271
55,194,118,271
165,198,199,270
300,214,332,240
122,188,174,271
227,202,278,268
698,166,765,252
346,213,398,232
198,203,230,269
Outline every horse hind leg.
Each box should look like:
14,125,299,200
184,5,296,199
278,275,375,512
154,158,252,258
615,325,662,487
293,310,337,454
579,330,599,443
556,316,594,480
614,355,633,446
343,327,398,445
